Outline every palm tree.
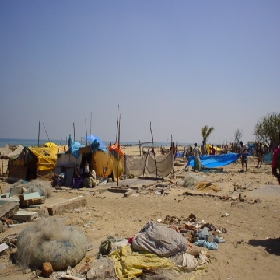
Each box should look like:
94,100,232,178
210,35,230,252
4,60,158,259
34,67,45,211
201,125,214,144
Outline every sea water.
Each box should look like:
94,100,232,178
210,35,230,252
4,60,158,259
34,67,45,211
0,138,191,148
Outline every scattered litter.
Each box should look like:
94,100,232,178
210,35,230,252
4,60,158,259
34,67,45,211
0,243,9,253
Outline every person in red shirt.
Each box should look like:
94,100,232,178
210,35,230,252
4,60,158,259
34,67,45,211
272,145,280,184
209,145,216,155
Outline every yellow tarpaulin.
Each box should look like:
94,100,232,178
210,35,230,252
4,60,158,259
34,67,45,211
206,144,222,153
110,246,175,280
112,156,124,181
29,143,66,171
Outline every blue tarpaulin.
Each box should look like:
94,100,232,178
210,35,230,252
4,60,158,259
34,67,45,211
175,151,185,157
68,140,84,159
187,153,240,168
85,135,107,152
263,152,272,164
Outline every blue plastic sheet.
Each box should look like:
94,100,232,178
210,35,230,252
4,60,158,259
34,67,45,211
194,240,218,250
175,151,185,157
187,153,240,168
263,152,272,164
85,135,107,152
68,141,84,159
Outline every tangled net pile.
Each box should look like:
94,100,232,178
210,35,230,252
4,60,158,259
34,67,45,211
16,217,87,270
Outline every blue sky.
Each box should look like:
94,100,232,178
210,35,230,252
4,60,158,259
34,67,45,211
1,1,279,144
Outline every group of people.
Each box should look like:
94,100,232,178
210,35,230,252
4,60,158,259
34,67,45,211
72,161,98,188
190,140,280,185
52,160,98,188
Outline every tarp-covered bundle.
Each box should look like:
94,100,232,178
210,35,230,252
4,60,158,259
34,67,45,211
126,151,174,178
108,143,123,157
132,221,188,257
187,152,239,168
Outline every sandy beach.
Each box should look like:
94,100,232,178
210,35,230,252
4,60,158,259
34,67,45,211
0,145,279,280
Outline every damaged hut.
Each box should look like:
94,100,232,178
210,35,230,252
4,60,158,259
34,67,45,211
7,142,67,183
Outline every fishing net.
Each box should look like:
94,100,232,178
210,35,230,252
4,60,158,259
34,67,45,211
16,217,87,270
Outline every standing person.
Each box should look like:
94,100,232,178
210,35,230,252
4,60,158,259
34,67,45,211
193,143,202,171
256,143,264,168
239,141,248,172
201,141,207,155
210,145,216,155
272,145,280,184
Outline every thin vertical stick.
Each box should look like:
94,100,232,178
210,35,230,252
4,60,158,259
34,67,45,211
150,121,154,146
43,123,50,142
73,122,76,142
38,121,40,147
90,112,92,135
117,113,121,186
85,118,87,146
149,121,157,177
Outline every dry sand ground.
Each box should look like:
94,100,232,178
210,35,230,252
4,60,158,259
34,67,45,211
0,146,280,280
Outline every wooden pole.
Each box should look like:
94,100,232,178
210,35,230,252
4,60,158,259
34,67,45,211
73,122,76,142
43,123,50,142
171,134,174,175
90,112,92,135
85,118,87,146
117,113,121,186
150,121,154,146
139,140,141,156
38,120,40,147
149,121,157,177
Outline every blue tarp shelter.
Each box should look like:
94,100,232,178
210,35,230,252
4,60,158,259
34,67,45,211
187,153,240,168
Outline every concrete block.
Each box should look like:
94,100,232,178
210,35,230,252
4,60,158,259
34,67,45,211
0,201,19,218
19,194,45,207
23,192,41,200
0,198,20,206
47,196,87,215
12,210,38,222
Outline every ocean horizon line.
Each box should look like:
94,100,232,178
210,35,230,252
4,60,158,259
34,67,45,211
0,138,193,148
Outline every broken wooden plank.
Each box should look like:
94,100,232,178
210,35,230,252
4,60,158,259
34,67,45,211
107,187,128,194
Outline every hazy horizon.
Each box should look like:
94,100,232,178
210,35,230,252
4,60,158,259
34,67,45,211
1,1,279,144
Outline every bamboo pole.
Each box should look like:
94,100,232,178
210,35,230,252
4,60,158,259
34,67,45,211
117,113,121,186
150,121,157,177
43,123,50,142
90,112,92,135
38,120,40,147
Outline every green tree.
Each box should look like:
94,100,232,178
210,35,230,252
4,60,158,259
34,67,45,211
201,125,214,144
254,112,280,146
